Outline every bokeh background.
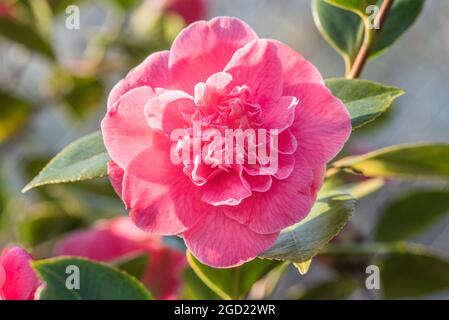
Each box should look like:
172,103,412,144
1,0,449,299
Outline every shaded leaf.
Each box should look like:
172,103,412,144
0,16,55,60
325,78,404,129
299,277,359,300
187,252,277,300
0,90,33,144
376,189,449,241
113,253,149,280
380,247,449,299
181,268,220,300
332,144,449,179
260,193,355,264
33,257,152,300
23,131,110,192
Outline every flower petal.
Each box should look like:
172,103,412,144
108,161,125,198
224,39,283,105
101,86,158,168
291,83,352,168
123,146,206,235
108,51,171,108
225,154,313,234
169,17,258,94
183,211,279,268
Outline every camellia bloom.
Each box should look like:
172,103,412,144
0,246,41,300
54,217,186,300
101,17,351,268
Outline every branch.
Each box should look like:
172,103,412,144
346,0,394,79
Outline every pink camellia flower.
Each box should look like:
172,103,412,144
161,0,206,24
0,246,41,300
54,217,186,300
101,17,351,268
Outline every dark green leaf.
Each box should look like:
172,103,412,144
33,257,152,300
325,78,404,129
0,16,55,60
333,144,449,179
113,253,149,280
187,252,278,300
21,206,85,246
299,277,359,300
376,189,449,241
0,90,33,143
181,268,220,300
22,131,110,192
380,247,449,299
259,193,355,264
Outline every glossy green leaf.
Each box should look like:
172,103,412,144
380,247,449,299
332,144,449,179
371,0,425,58
325,78,404,129
313,0,364,69
376,189,449,241
0,16,55,60
187,252,278,300
313,0,425,66
181,268,220,300
259,193,355,264
113,253,149,280
33,257,152,300
0,90,33,144
22,131,110,192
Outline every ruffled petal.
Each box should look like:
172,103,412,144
107,161,125,198
169,17,258,93
183,210,279,268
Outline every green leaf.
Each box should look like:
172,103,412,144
181,268,220,300
371,0,425,58
332,144,449,179
313,0,364,70
324,0,378,16
259,193,355,264
376,189,449,242
33,257,152,300
325,78,404,129
112,253,149,280
22,131,110,192
299,277,359,300
0,90,33,144
187,252,278,300
313,0,425,66
0,16,55,60
380,247,449,299
21,206,85,246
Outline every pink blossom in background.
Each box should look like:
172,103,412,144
0,2,15,18
161,0,206,24
54,217,186,300
101,17,351,268
0,246,41,300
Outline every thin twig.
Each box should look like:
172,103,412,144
346,0,394,79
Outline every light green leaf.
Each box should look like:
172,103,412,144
22,131,110,192
376,189,449,242
325,78,404,129
0,16,55,60
181,268,220,300
325,0,378,16
33,257,152,300
332,144,449,179
380,247,449,299
187,252,278,300
112,253,149,280
0,90,33,144
259,193,355,264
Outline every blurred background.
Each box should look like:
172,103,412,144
0,0,449,299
